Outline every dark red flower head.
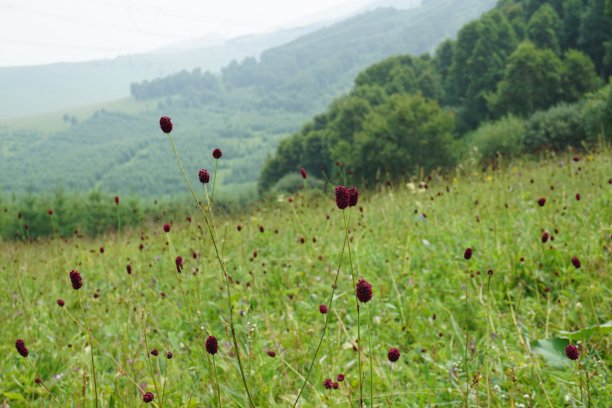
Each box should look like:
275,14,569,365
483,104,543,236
356,278,373,303
464,247,473,260
35,378,42,384
335,186,350,210
114,195,120,206
142,392,154,403
57,299,65,307
166,351,173,359
126,264,132,275
15,339,29,358
205,336,218,355
150,349,159,357
541,231,549,243
571,256,581,269
69,269,83,290
300,168,307,179
212,148,222,159
348,186,359,207
565,344,579,360
198,168,210,184
175,256,183,273
319,304,328,314
575,193,580,201
333,382,339,389
336,373,345,382
163,223,171,233
267,350,276,357
388,347,400,362
323,378,333,390
537,197,546,207
48,209,53,216
159,116,172,133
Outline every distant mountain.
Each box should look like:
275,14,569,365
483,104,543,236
0,24,325,120
0,0,497,196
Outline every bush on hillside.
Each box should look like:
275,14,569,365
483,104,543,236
523,102,588,151
467,115,526,161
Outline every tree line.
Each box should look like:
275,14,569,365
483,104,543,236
258,0,612,193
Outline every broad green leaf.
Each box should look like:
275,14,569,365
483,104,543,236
531,337,571,369
559,321,612,340
2,391,26,401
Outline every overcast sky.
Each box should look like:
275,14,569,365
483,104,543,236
0,0,370,67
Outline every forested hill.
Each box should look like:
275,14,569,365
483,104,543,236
0,0,497,196
259,0,612,192
130,0,496,112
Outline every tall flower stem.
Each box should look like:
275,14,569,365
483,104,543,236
166,134,254,407
212,355,222,408
142,313,160,402
78,293,98,408
464,265,470,408
292,213,349,407
25,359,62,408
342,210,363,407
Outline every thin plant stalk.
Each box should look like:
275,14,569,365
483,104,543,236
25,358,62,408
166,133,254,407
367,303,373,407
464,265,469,408
343,210,363,407
212,355,222,408
142,313,160,401
292,214,350,407
78,292,98,408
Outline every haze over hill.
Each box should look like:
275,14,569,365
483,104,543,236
0,0,423,120
0,0,497,196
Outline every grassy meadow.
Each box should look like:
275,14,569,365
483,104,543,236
1,146,610,407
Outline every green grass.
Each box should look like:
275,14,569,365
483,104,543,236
0,149,610,407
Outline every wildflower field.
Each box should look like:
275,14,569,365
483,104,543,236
1,132,610,407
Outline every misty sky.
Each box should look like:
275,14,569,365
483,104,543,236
0,0,369,67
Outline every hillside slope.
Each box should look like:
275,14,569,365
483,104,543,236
0,0,497,196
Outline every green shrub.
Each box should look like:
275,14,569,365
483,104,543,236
582,82,612,140
523,102,588,151
271,173,324,194
467,115,526,161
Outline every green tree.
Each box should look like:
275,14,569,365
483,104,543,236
579,0,612,77
561,50,602,102
491,42,563,116
457,10,518,130
527,4,561,53
348,94,455,184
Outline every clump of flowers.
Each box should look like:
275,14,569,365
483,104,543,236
206,336,218,355
69,270,83,290
388,347,400,362
356,278,373,303
348,186,359,207
198,168,210,184
15,339,29,358
565,344,580,360
142,392,154,403
159,116,173,133
464,247,473,260
335,186,350,210
175,256,183,273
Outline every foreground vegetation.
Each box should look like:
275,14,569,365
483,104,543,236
2,146,610,406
